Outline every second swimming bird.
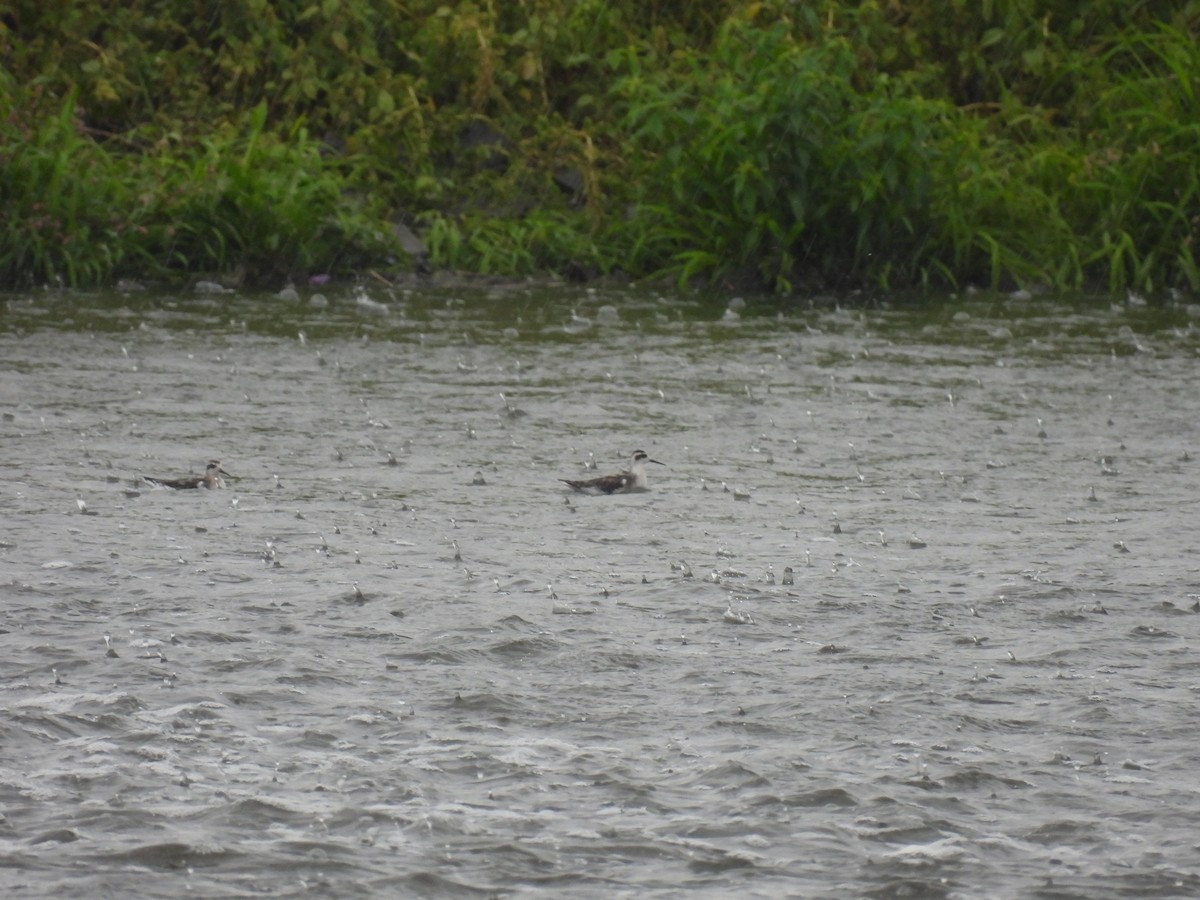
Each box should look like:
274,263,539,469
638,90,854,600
560,450,664,494
143,460,231,490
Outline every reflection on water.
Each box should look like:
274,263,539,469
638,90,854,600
2,284,1200,898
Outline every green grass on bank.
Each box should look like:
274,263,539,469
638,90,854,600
0,94,393,286
0,1,1197,295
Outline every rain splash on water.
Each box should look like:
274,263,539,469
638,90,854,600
1,283,1199,898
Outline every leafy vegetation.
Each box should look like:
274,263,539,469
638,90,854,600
0,1,1197,296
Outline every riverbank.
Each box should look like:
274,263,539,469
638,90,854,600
1,2,1197,296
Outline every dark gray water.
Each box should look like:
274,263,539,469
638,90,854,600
2,285,1199,898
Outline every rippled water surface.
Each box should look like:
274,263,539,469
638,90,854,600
2,284,1200,899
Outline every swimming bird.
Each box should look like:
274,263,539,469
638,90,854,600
560,450,664,494
143,460,231,490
